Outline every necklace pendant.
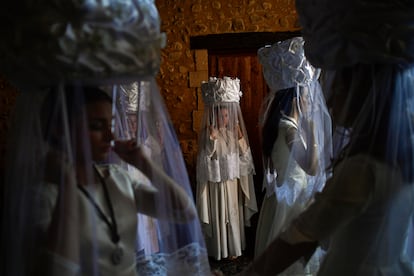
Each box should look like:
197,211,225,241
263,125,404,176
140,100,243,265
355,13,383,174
111,245,124,265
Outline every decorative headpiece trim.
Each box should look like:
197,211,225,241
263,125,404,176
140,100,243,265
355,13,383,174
258,36,320,92
201,76,242,104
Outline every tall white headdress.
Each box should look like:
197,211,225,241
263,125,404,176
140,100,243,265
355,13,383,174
258,37,320,92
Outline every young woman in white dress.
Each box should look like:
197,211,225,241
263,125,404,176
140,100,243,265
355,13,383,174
0,1,211,275
239,1,414,275
254,37,332,275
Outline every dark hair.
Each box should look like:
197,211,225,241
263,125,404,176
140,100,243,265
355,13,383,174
261,88,296,159
41,85,112,147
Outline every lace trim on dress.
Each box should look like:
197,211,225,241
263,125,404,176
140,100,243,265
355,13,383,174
197,147,255,183
136,243,210,275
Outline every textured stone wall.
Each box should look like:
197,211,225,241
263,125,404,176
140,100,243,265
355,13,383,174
0,1,299,187
156,0,299,185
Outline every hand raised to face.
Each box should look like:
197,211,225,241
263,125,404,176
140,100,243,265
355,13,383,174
209,125,219,140
113,139,146,165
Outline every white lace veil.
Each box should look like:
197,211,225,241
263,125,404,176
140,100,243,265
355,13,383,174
195,76,257,228
295,0,414,274
0,1,210,275
257,37,333,206
196,76,255,184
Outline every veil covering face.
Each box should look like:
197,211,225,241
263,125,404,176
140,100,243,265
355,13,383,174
196,77,255,184
196,76,258,260
0,1,210,275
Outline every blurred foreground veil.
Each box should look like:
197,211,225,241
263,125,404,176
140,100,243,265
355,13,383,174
0,1,210,275
239,2,414,274
288,0,414,275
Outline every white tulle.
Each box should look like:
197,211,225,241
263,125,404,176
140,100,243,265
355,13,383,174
136,243,210,275
196,77,257,260
255,37,332,275
0,1,211,275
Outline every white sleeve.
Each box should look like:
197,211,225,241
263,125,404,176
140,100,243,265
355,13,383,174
205,136,218,158
281,156,375,244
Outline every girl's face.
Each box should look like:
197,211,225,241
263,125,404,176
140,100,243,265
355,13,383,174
217,108,230,128
127,113,138,138
84,101,114,162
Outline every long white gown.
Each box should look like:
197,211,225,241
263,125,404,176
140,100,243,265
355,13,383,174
197,127,257,260
255,118,322,275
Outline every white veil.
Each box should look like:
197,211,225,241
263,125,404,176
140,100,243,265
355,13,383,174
195,76,258,259
253,37,332,275
257,37,333,206
248,1,414,275
0,1,210,275
196,77,255,184
240,3,414,274
295,0,414,272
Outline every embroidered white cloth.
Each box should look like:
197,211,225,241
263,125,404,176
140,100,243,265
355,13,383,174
258,37,320,92
201,76,243,104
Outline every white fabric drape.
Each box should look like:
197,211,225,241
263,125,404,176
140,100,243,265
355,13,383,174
0,1,211,275
196,77,258,260
255,37,333,275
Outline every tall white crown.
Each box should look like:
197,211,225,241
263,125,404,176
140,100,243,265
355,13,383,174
258,37,320,92
201,76,242,104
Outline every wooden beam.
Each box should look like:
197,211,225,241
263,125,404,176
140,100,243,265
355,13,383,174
190,31,302,52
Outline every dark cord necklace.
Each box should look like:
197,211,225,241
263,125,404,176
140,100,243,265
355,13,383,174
77,165,124,265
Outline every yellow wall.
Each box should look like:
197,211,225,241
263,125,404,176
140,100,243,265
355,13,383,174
0,1,299,186
156,0,299,184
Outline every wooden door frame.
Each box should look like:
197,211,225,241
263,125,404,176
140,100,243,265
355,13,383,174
190,31,301,51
